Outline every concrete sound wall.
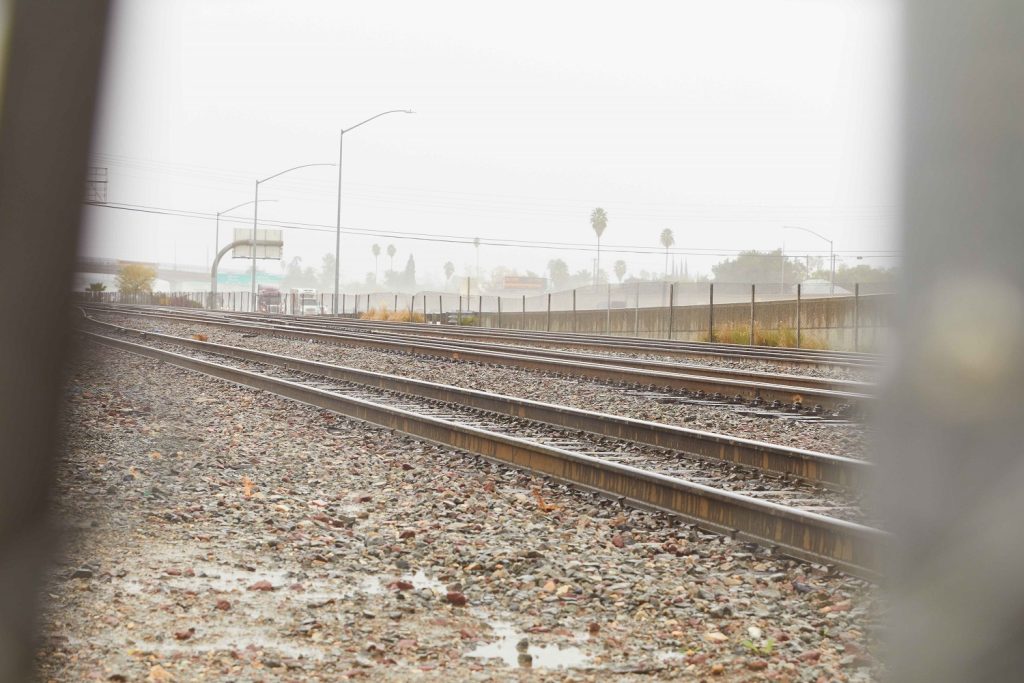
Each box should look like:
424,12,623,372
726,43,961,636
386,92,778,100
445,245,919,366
477,293,889,352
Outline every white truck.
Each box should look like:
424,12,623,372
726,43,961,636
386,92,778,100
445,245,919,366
291,288,321,315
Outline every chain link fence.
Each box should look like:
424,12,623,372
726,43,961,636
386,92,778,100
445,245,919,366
79,279,892,351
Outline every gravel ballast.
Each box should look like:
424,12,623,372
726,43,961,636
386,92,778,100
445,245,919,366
37,343,881,681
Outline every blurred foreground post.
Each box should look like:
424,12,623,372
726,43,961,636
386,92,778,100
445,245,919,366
883,2,1024,680
0,1,110,679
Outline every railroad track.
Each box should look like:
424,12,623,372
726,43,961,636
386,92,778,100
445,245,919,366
80,319,886,577
83,305,873,416
258,313,880,371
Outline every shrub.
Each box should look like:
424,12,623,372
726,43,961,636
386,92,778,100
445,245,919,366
359,306,425,323
701,322,829,350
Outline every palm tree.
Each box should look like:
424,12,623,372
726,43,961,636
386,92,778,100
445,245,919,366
85,281,107,301
590,208,608,285
659,229,675,279
371,244,381,283
386,244,396,272
443,261,455,284
613,260,626,283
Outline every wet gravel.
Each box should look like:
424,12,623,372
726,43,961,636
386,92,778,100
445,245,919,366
90,313,869,459
38,343,882,681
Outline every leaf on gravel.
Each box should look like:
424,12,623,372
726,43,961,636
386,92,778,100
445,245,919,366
146,665,174,683
532,489,560,513
192,333,208,342
242,475,254,498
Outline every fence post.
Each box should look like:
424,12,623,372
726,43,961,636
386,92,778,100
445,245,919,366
668,283,675,340
497,297,502,328
393,293,398,313
607,284,612,335
572,289,577,333
521,294,526,330
796,283,802,348
634,282,640,337
422,294,427,322
854,283,860,352
367,293,371,315
438,295,443,323
546,293,552,332
478,294,483,327
708,282,714,343
750,284,756,346
458,296,463,325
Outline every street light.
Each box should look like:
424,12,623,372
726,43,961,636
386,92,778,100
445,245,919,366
783,225,835,295
215,198,277,268
251,163,336,310
334,109,415,314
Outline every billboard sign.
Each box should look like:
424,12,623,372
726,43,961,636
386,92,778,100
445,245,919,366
232,228,283,259
503,275,547,291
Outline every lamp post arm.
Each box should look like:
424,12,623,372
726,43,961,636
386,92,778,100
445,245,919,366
343,109,414,134
219,198,278,217
258,162,336,185
783,225,832,248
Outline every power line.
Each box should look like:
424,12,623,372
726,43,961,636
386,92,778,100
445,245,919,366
84,200,902,259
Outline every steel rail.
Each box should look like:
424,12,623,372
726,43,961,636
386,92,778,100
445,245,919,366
82,313,869,490
82,305,872,412
287,315,880,368
80,329,887,577
262,320,872,393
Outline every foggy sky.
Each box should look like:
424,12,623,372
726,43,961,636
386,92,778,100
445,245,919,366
81,0,899,288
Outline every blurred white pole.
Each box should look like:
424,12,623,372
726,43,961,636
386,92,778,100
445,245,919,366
883,1,1024,680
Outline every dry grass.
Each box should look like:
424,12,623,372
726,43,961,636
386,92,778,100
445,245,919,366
359,306,425,323
702,322,830,350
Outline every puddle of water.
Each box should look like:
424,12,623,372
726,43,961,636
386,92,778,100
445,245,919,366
177,565,295,592
466,620,591,670
140,626,325,660
360,569,446,595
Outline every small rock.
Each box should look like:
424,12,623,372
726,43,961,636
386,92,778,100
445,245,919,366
445,591,468,606
248,580,274,591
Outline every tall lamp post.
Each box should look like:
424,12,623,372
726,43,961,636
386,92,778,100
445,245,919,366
251,163,336,311
783,225,835,295
334,109,414,313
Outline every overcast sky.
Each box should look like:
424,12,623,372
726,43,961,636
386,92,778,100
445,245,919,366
81,0,899,288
